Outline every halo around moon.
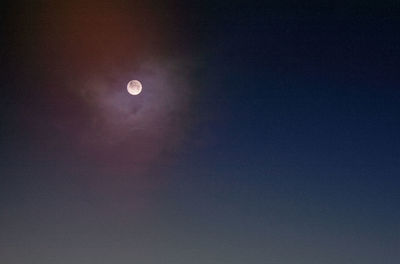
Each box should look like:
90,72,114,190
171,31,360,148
127,80,142,95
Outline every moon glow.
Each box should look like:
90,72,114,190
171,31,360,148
127,80,142,95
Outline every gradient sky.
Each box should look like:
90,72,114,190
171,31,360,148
1,1,399,263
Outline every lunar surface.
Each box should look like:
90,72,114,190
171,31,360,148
127,80,142,95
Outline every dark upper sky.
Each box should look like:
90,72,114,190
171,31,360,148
1,1,399,263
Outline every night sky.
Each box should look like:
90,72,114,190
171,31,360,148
1,1,399,263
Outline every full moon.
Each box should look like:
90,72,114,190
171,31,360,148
127,80,142,95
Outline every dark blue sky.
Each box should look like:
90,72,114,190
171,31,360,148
1,1,399,263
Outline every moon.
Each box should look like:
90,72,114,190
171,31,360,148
127,80,142,95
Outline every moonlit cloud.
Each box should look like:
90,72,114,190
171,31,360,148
82,61,190,141
77,59,194,169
